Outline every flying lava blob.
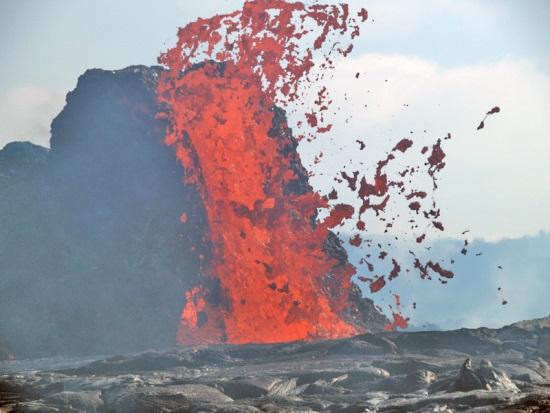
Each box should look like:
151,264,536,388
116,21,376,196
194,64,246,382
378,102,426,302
157,0,455,345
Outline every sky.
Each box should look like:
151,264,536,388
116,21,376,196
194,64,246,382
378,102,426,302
1,0,549,241
0,1,549,327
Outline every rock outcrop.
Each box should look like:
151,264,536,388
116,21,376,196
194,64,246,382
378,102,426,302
452,358,519,392
0,66,206,358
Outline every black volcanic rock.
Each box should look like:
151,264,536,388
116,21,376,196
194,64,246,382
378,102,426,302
0,318,549,412
0,66,207,358
0,141,48,174
0,65,386,360
452,358,518,392
0,142,54,359
452,357,488,391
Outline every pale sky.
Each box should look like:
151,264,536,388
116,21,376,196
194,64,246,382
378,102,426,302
0,0,549,328
1,0,549,241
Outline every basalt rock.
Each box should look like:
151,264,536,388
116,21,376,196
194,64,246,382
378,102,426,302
452,358,519,392
1,317,549,413
0,66,208,359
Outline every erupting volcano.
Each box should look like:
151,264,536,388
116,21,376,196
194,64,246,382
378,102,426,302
161,61,361,344
157,0,453,345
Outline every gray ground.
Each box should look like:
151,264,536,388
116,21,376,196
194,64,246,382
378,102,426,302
1,317,549,413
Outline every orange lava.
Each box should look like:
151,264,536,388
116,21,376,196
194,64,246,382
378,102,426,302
161,62,360,344
384,294,409,331
157,1,367,345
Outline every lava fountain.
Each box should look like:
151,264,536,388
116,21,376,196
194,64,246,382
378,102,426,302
157,0,453,345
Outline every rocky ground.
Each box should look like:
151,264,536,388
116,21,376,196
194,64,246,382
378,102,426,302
1,317,549,412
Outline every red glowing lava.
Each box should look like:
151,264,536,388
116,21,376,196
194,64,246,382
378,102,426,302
158,0,455,344
158,0,367,344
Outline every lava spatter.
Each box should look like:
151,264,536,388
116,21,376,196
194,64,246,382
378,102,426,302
159,0,459,345
477,106,500,130
158,1,368,345
384,294,409,331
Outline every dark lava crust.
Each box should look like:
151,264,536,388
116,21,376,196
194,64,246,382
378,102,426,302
1,317,549,412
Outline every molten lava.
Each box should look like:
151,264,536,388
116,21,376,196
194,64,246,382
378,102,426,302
158,1,367,344
158,0,455,344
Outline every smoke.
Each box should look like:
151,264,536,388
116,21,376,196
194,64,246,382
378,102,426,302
0,86,64,148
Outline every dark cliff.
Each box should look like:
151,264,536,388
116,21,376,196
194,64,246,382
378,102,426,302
1,66,207,358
